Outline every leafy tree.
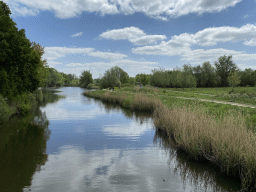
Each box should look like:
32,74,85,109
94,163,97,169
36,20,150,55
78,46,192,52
214,55,238,87
150,68,170,88
192,65,202,87
201,61,218,87
101,66,129,89
129,77,136,85
239,68,256,87
0,1,42,96
79,70,93,88
31,42,48,87
228,71,241,88
135,73,150,86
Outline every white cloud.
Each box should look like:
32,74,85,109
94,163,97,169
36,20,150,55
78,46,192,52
132,24,256,64
133,24,256,52
64,59,158,77
5,0,242,19
100,27,167,45
132,41,191,56
88,51,127,60
181,48,256,65
43,47,127,61
47,61,63,67
71,32,83,37
244,39,256,46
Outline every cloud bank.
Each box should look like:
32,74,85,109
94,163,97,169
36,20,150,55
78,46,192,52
5,0,242,19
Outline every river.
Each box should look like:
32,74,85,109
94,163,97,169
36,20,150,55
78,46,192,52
0,87,241,192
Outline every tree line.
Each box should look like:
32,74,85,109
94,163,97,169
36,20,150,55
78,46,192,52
80,55,255,90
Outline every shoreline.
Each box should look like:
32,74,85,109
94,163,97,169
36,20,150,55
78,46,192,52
84,89,256,191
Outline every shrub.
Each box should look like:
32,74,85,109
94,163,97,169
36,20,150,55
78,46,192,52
0,94,11,123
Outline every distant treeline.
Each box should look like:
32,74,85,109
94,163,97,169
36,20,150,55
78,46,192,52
87,55,256,90
149,55,256,88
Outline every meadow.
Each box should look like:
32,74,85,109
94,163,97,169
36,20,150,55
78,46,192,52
84,86,256,191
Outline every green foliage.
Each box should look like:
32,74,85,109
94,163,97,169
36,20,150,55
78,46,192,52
129,77,136,85
15,93,36,115
122,97,132,109
150,68,171,88
79,70,93,88
0,94,11,123
239,68,256,87
101,66,129,89
0,68,10,96
228,71,241,88
215,55,238,87
0,2,43,96
135,73,150,86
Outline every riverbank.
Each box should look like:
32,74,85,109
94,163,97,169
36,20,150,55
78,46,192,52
84,88,256,191
0,89,48,124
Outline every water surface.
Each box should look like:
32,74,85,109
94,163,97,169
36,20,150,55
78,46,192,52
0,87,241,192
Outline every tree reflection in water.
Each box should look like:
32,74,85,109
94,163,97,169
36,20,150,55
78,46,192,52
0,88,64,192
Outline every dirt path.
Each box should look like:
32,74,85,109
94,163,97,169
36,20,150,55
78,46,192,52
171,96,256,109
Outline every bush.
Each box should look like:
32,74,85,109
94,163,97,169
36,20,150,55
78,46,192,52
15,93,36,115
0,94,11,124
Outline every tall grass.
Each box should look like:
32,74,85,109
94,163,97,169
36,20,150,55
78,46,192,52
153,105,256,191
84,90,163,112
84,90,256,190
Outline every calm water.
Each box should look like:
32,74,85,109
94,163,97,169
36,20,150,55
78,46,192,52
0,87,241,192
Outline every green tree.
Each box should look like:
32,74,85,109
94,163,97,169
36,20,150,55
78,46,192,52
214,55,238,87
129,77,136,85
31,42,48,87
228,71,241,88
135,73,150,86
0,1,42,96
201,61,217,87
101,66,129,89
150,68,170,88
79,70,93,88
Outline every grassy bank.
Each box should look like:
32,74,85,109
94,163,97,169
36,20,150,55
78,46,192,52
84,88,256,191
0,90,42,124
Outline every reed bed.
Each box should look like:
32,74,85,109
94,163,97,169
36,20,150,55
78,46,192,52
153,105,256,191
84,91,163,112
84,90,256,191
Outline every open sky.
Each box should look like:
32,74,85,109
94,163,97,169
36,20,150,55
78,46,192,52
3,0,256,78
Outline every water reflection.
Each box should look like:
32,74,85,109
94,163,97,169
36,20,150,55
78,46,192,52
154,130,242,192
0,87,242,192
0,88,63,192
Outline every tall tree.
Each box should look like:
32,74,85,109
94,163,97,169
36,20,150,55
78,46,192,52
214,55,238,87
79,70,93,88
101,66,129,89
0,1,42,96
201,61,217,87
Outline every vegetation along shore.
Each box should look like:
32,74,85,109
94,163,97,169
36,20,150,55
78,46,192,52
84,86,256,191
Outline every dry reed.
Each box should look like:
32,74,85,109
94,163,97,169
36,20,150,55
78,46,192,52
153,105,256,190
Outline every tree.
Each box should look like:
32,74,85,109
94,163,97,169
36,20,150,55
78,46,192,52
228,71,241,88
214,55,238,87
201,61,217,87
150,68,170,88
129,77,136,85
79,70,93,88
0,1,42,96
31,42,48,87
101,66,129,89
135,73,150,86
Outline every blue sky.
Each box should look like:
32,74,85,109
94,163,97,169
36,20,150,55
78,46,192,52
4,0,256,78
